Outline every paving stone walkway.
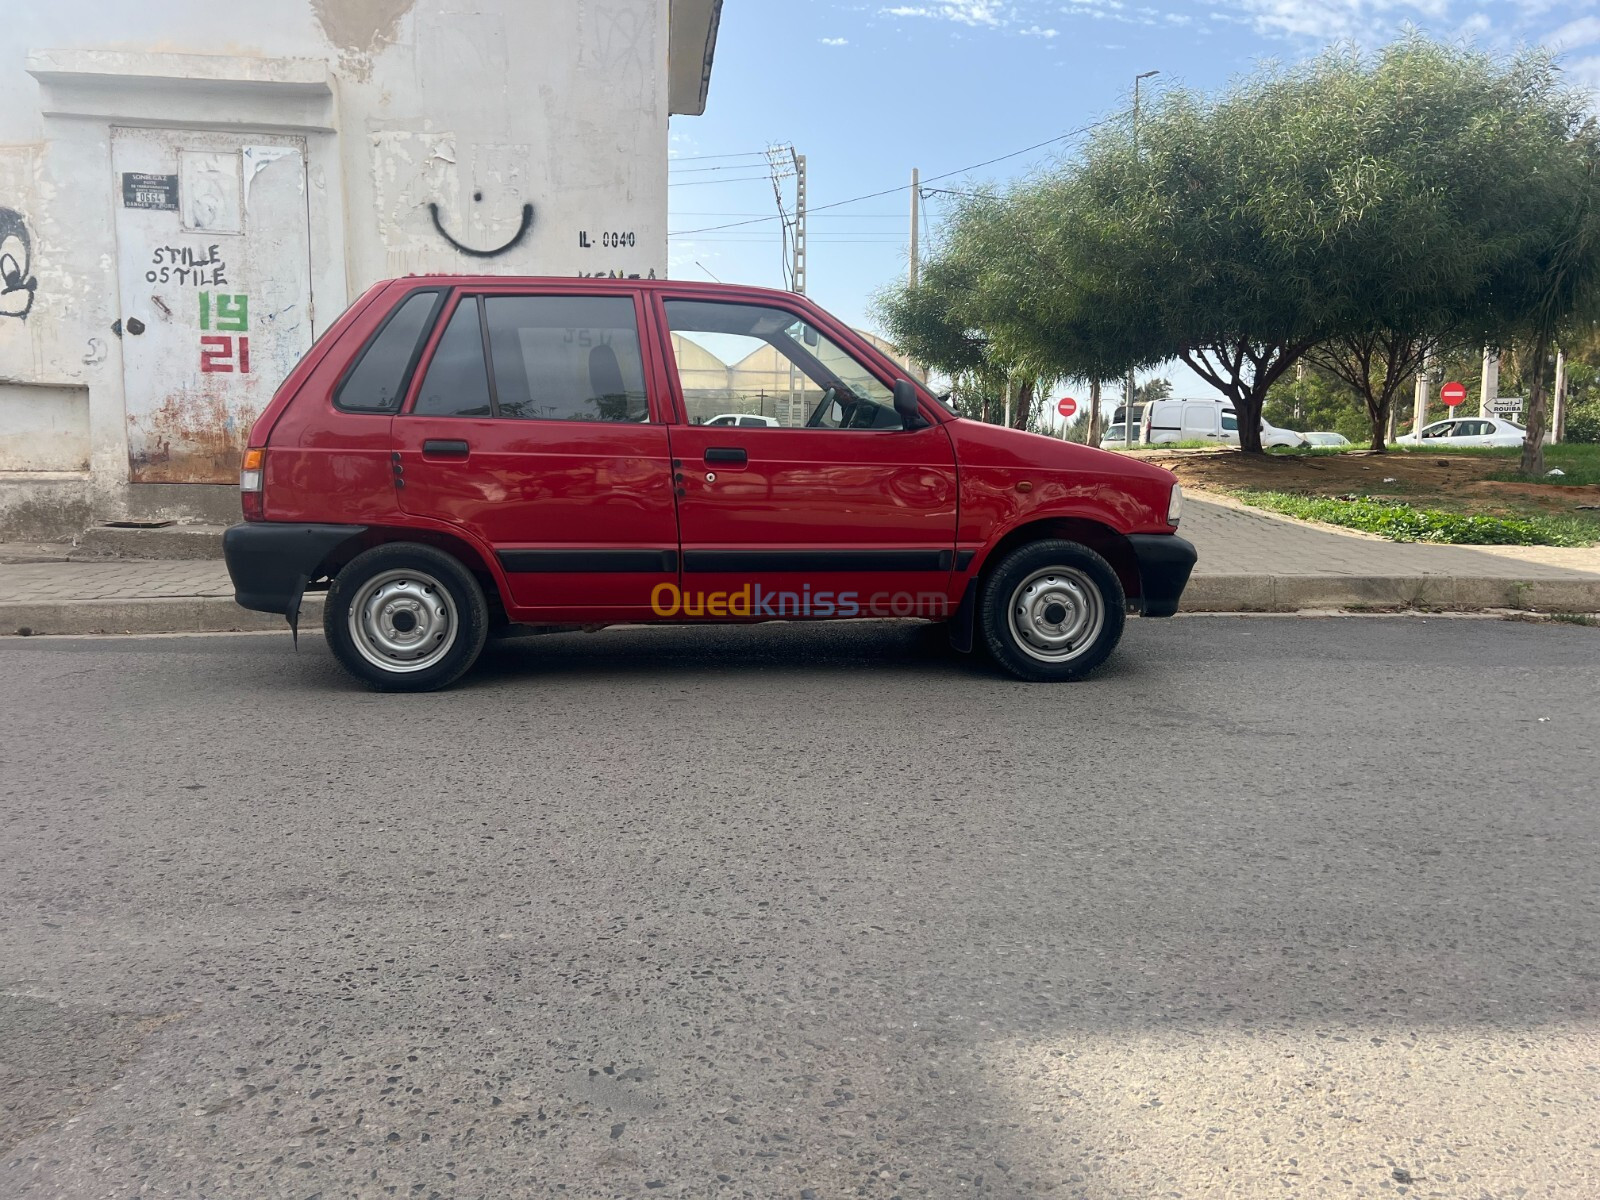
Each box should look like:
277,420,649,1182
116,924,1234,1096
1182,493,1600,580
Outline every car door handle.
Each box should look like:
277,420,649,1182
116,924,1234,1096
704,447,747,464
421,439,470,458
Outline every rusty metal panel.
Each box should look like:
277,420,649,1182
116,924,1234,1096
112,127,314,484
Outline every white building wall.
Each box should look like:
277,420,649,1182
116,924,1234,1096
0,0,685,537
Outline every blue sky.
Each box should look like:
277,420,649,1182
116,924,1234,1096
668,0,1600,407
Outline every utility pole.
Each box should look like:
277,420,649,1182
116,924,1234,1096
1479,347,1499,418
908,167,920,290
1126,69,1158,449
792,151,807,295
907,167,920,380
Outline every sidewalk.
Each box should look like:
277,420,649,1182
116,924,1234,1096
1180,493,1600,612
4,496,1599,635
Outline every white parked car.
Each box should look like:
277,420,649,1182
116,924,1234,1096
1139,398,1306,449
1303,432,1352,448
1396,417,1527,448
702,413,780,427
1099,424,1131,448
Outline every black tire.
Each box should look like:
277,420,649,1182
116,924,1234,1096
323,542,489,692
979,539,1126,681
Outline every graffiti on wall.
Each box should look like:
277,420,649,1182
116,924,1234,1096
199,291,250,373
0,207,37,320
428,197,534,258
147,244,229,287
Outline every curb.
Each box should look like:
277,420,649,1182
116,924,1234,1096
5,576,1600,636
1179,574,1600,613
2,595,322,636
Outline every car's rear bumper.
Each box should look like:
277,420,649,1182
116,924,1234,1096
223,523,365,616
1127,533,1197,618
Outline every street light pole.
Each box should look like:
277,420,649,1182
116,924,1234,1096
1126,69,1159,449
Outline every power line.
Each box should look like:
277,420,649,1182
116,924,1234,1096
670,211,906,218
668,175,781,188
667,149,772,163
669,118,1114,237
669,161,788,175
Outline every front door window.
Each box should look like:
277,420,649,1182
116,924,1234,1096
665,299,903,430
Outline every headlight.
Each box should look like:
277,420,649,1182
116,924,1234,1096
1167,483,1183,527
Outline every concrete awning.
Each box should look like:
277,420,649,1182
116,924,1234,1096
667,0,722,116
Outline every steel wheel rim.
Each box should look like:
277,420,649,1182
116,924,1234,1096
347,568,459,674
1007,566,1105,664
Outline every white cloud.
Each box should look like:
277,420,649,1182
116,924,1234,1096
881,2,1008,25
1215,0,1452,44
1548,16,1600,51
1567,53,1600,96
880,2,1104,37
819,35,850,45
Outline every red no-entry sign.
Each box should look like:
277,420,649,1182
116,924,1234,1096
1057,397,1077,418
1441,381,1467,407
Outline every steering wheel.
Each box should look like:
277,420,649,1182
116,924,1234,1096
805,387,838,428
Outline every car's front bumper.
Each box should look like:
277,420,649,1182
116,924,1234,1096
223,522,366,621
1127,533,1197,618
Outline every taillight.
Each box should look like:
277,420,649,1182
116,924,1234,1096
241,447,264,521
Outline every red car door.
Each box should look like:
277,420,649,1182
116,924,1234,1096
651,292,958,620
393,286,679,621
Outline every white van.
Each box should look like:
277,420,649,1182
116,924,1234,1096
1140,399,1306,449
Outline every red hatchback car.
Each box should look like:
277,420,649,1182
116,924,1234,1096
224,277,1195,690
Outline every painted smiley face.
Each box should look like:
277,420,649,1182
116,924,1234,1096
428,192,535,258
0,206,37,320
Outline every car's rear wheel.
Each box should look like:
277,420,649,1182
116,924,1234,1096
979,539,1126,681
324,543,489,692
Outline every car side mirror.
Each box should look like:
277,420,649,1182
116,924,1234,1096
893,379,926,430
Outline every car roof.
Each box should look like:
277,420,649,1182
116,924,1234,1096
384,275,805,305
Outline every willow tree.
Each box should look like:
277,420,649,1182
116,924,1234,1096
890,37,1600,455
1487,126,1600,475
1294,42,1600,454
879,184,1156,431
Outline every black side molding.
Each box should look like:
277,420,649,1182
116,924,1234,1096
498,549,679,573
684,548,952,573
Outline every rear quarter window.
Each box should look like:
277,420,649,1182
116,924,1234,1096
335,289,443,413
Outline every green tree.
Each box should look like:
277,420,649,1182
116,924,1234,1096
890,37,1600,458
1264,364,1370,442
1135,378,1172,406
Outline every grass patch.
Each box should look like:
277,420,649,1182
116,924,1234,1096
1550,612,1600,626
1235,490,1598,547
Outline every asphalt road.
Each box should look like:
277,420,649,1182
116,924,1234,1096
2,616,1598,1199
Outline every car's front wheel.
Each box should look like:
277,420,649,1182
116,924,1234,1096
324,543,489,692
979,539,1126,681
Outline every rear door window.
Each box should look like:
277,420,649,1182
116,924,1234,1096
413,298,493,417
484,295,650,422
336,289,441,412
